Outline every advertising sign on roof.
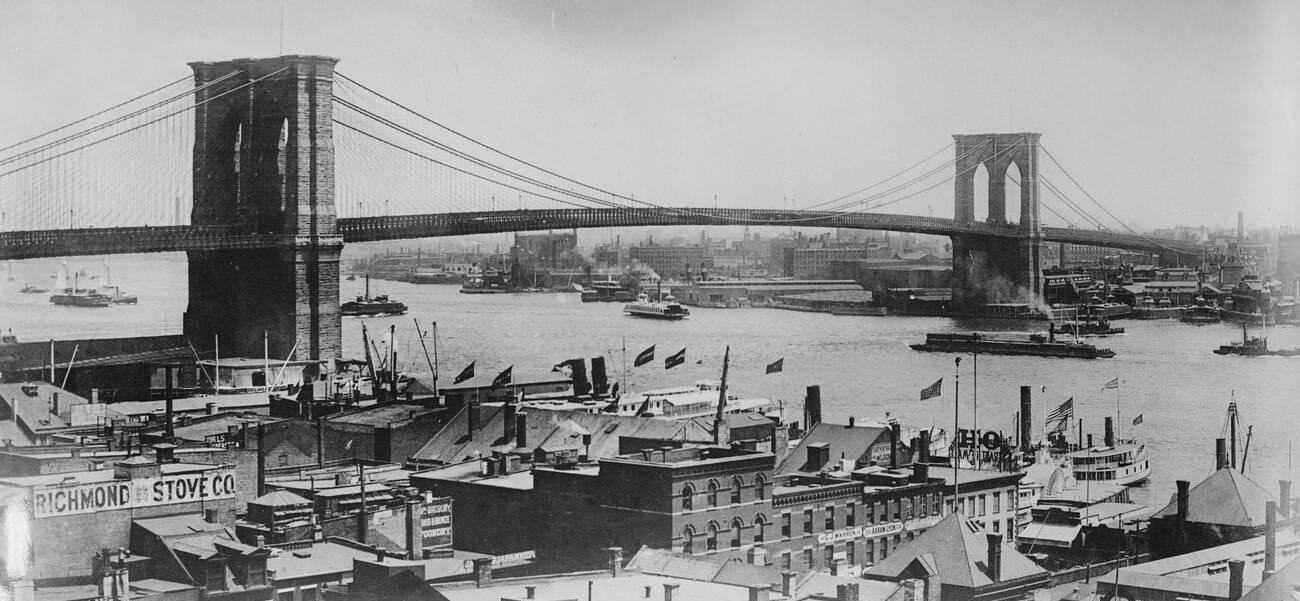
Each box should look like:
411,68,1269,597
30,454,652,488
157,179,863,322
30,467,236,518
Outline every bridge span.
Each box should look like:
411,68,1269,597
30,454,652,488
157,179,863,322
0,208,1198,261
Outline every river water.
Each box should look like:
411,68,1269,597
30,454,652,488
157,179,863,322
4,253,1299,508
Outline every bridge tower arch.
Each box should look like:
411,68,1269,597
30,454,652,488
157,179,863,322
950,133,1044,312
183,56,342,362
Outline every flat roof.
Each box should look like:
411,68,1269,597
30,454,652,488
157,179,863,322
267,541,488,582
328,404,440,426
108,391,274,416
0,461,219,487
413,461,539,490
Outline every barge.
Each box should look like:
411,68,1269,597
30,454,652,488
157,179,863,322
909,332,1116,359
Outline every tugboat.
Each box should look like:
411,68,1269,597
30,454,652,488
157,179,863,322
910,331,1115,359
49,263,111,308
1213,322,1300,357
624,283,690,320
1180,296,1221,324
341,275,408,316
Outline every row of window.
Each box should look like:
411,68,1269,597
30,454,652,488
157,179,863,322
775,533,918,569
680,475,767,510
681,515,770,553
954,490,1014,517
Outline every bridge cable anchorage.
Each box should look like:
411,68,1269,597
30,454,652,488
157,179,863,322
333,118,619,211
1040,144,1191,254
0,69,284,180
335,72,675,212
799,141,968,212
0,71,238,167
0,76,190,155
820,139,1000,214
332,97,632,211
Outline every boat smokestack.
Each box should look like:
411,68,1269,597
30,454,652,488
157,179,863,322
1265,500,1277,577
590,357,609,396
1281,480,1292,518
1104,417,1114,448
1176,480,1190,524
919,429,931,462
1216,438,1228,470
1019,386,1032,455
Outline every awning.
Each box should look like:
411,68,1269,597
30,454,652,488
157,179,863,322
1018,522,1082,548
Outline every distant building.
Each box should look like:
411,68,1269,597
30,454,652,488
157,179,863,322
628,245,712,278
1147,468,1295,558
513,231,579,269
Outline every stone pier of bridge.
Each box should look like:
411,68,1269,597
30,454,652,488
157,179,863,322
183,55,342,361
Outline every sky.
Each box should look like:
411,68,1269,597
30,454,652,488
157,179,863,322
1,0,1297,233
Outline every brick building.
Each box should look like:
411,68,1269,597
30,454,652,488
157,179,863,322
628,245,712,278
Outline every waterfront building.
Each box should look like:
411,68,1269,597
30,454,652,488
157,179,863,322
0,382,93,445
1147,469,1295,558
1099,529,1300,601
628,244,712,279
788,247,870,279
862,513,1051,601
675,280,861,308
934,468,1025,542
513,231,580,270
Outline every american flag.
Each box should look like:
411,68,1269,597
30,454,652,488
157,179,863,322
1046,397,1073,429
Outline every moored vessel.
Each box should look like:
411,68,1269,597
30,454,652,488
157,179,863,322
1213,322,1300,357
909,332,1115,359
1180,296,1220,324
1131,296,1184,320
341,275,408,316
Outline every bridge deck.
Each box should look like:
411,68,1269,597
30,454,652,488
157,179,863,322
0,208,1199,260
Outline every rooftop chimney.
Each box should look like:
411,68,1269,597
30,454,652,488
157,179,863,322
1176,480,1190,524
1019,386,1033,454
204,508,219,524
504,401,517,443
986,533,1003,582
836,583,859,601
1265,500,1277,576
780,571,796,596
472,557,493,588
747,584,771,601
919,429,931,462
1280,480,1292,518
607,547,624,577
911,462,929,484
807,442,830,471
591,357,609,396
1228,559,1244,601
804,386,822,429
525,586,536,599
890,423,901,469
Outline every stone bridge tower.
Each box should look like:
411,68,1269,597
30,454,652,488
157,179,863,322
950,133,1044,312
183,56,342,361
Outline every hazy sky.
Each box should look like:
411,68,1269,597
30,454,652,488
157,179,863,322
2,0,1297,232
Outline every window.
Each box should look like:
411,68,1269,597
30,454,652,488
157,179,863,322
755,475,766,500
866,539,875,563
847,502,856,527
992,491,1001,514
892,499,900,521
993,519,1000,533
754,515,767,543
731,477,744,504
706,523,718,551
933,495,941,515
781,513,791,537
881,538,889,560
681,525,695,554
782,551,792,569
707,481,718,507
731,518,743,548
978,494,987,516
824,545,834,568
825,506,835,530
918,494,927,518
846,541,856,565
681,484,694,511
1006,518,1015,536
864,502,875,524
802,548,813,569
902,496,913,520
803,509,814,534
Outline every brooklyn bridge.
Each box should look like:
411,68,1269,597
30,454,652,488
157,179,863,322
0,55,1200,362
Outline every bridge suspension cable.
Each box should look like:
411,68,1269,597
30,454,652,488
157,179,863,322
797,142,955,211
0,76,189,155
815,139,998,214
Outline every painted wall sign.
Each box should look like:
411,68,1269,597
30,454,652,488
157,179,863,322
31,467,237,518
422,496,454,548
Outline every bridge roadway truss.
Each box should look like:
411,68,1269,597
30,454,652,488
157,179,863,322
0,208,1200,261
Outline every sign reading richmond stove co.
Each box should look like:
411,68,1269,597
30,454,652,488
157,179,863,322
31,467,237,518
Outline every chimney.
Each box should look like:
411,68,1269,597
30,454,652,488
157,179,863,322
1019,386,1032,454
255,534,266,547
51,392,59,416
1228,559,1244,601
204,508,219,523
1280,480,1292,518
405,499,421,560
504,401,516,443
1216,438,1228,470
472,557,493,588
571,359,590,397
919,429,931,462
580,433,592,462
986,533,1003,582
467,401,481,438
1237,211,1245,242
836,583,859,601
153,444,174,464
911,462,929,483
1087,433,1094,448
747,546,768,566
804,386,822,429
525,586,537,599
591,357,609,396
517,413,528,448
1265,500,1277,576
781,571,796,596
807,442,830,471
607,547,623,577
206,401,217,415
1176,480,1190,524
747,584,771,601
910,436,921,464
663,583,680,601
890,422,901,469
848,416,855,427
1104,417,1114,447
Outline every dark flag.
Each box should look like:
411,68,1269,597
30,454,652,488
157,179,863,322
919,378,942,400
452,361,475,384
766,358,784,374
491,365,513,389
1046,397,1073,431
1132,414,1143,426
633,345,655,367
665,348,686,370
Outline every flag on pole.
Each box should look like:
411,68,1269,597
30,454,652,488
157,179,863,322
1046,397,1074,429
1102,377,1120,390
452,361,476,384
765,358,784,374
633,345,655,367
491,365,513,389
551,359,578,377
920,378,943,401
1132,414,1143,426
665,348,686,370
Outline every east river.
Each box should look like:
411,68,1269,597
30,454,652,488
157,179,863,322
4,254,1299,508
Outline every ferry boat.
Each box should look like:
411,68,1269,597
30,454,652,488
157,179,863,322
615,381,778,420
48,262,112,307
1131,296,1184,320
1065,441,1151,486
341,275,408,316
909,332,1115,359
1180,297,1221,324
624,286,690,320
1085,295,1132,319
581,281,634,302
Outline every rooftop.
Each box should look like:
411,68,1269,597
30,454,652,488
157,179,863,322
328,403,441,426
266,541,488,582
864,512,1048,589
1151,468,1283,527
